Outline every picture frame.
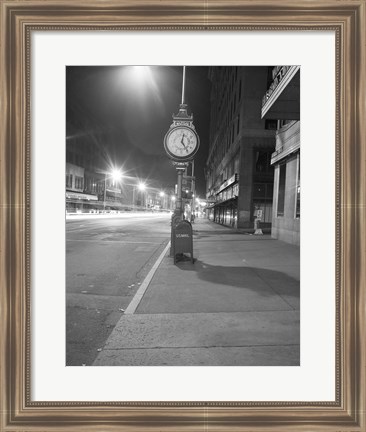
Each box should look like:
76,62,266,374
1,0,365,430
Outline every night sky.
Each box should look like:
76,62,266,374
66,66,211,196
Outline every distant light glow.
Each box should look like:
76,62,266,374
131,66,151,81
123,66,164,114
159,191,165,197
138,182,146,191
111,169,123,182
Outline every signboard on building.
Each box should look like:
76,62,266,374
217,173,238,194
66,192,98,201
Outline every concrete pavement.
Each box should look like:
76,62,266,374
93,218,300,366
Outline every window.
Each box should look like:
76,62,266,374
277,164,286,216
278,119,292,129
253,183,273,200
265,119,277,130
66,174,73,189
255,150,273,173
253,184,266,198
75,176,84,190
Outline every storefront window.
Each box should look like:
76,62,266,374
277,164,286,216
75,176,84,190
66,174,73,188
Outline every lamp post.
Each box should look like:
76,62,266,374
103,175,107,211
135,182,146,210
159,191,166,210
103,169,123,211
171,195,176,211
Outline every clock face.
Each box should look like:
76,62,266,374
164,126,199,160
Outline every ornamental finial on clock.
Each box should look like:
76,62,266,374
163,66,200,162
172,103,194,128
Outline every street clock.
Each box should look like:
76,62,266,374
163,103,200,162
164,125,199,160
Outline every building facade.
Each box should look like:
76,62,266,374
261,66,300,245
66,135,176,213
65,162,99,212
205,66,276,230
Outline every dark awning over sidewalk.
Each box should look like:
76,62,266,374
66,191,98,201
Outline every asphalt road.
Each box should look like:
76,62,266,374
66,212,171,366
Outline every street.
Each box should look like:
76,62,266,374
66,212,171,366
67,214,300,367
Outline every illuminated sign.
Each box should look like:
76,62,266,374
66,192,98,201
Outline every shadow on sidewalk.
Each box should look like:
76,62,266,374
175,258,300,300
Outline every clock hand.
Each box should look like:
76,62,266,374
180,136,188,150
181,134,189,153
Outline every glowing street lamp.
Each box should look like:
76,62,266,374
111,169,123,183
104,169,123,211
135,182,147,209
138,182,146,191
158,191,166,210
170,195,176,210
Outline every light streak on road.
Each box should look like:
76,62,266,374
66,211,171,221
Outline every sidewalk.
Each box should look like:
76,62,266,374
94,218,300,366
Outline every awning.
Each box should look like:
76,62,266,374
66,191,98,201
213,197,238,207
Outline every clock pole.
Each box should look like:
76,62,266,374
176,167,184,215
181,66,186,105
163,66,200,251
174,66,187,218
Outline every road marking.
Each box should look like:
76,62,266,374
66,239,162,244
124,241,171,315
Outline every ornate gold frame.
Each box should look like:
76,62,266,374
1,0,365,430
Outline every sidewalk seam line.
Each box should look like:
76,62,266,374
250,267,297,310
66,239,161,244
124,241,170,315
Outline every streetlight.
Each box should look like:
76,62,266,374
137,182,147,210
138,182,146,209
170,195,176,211
138,182,146,191
111,169,123,183
159,191,165,210
131,181,147,210
103,169,123,211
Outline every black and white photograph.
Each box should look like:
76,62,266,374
66,65,300,367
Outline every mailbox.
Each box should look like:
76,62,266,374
170,213,182,256
172,220,194,264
